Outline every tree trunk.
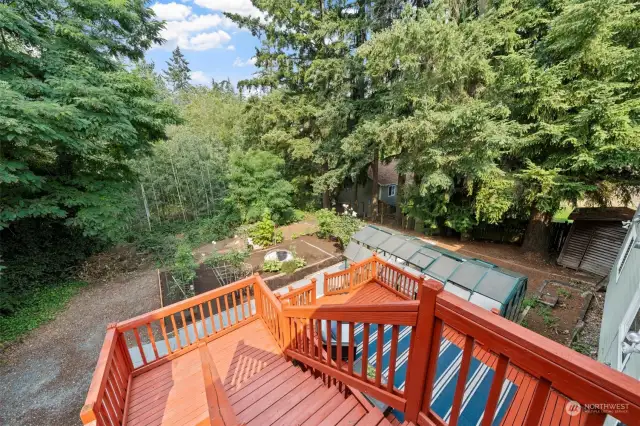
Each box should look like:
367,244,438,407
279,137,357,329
522,207,553,254
352,180,358,213
395,173,405,227
371,149,379,220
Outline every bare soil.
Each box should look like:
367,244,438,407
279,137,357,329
522,282,590,345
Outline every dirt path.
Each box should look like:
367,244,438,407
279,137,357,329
0,268,161,426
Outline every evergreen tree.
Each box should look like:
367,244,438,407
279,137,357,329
164,46,192,91
0,0,178,311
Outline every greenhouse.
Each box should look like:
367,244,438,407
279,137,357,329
345,225,527,321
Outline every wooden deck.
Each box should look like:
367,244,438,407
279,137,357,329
125,319,392,426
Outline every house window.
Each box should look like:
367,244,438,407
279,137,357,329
388,185,397,197
617,226,636,281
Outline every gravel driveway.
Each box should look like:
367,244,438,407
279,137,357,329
0,268,161,425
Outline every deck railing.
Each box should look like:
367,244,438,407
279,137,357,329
83,255,640,426
278,279,317,306
80,325,134,426
283,301,420,411
323,257,376,296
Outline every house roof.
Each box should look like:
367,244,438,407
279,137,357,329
568,207,636,222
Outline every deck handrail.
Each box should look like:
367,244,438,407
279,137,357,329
80,324,133,426
413,290,640,426
324,257,376,296
278,279,317,306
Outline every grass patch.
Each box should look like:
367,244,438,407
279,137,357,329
0,281,86,345
557,288,572,299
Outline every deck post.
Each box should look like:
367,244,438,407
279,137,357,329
348,263,356,293
253,274,263,318
371,252,378,282
403,276,444,423
323,272,329,296
311,278,317,304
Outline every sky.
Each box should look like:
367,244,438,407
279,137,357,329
146,1,262,87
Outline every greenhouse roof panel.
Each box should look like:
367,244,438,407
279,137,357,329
426,256,460,281
365,229,392,248
353,245,374,262
475,269,519,303
378,235,410,254
344,241,360,261
444,282,472,301
352,226,377,244
448,261,491,291
408,251,437,270
393,241,422,260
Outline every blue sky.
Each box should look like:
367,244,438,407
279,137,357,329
146,1,262,87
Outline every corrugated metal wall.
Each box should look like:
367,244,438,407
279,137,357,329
557,221,627,276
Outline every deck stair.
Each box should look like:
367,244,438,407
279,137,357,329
82,254,640,426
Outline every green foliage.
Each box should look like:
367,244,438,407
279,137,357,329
280,261,299,275
204,250,250,268
571,340,592,356
522,297,539,309
0,281,86,344
249,211,284,247
168,244,197,299
262,260,282,273
164,47,191,91
315,209,364,247
557,288,572,299
227,151,295,224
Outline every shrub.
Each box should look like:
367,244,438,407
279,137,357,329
281,260,298,274
249,211,284,247
204,249,250,268
315,209,363,247
263,260,282,272
169,243,197,299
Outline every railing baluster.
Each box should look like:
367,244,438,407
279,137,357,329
309,318,315,359
216,297,223,330
326,319,332,367
337,321,343,370
132,328,147,365
315,319,322,360
239,287,245,320
232,290,239,323
361,323,369,381
207,300,215,333
170,314,182,350
387,325,399,392
348,322,355,376
160,318,172,354
180,311,191,345
523,378,551,426
198,303,208,336
224,296,231,327
375,324,383,387
145,323,159,361
450,335,474,426
302,320,308,355
189,307,199,340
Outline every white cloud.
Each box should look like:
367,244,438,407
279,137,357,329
226,45,235,51
233,56,257,67
156,12,235,51
191,70,211,86
152,2,192,20
189,31,232,51
194,0,264,19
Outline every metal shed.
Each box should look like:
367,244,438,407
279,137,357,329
347,225,528,321
557,207,635,276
